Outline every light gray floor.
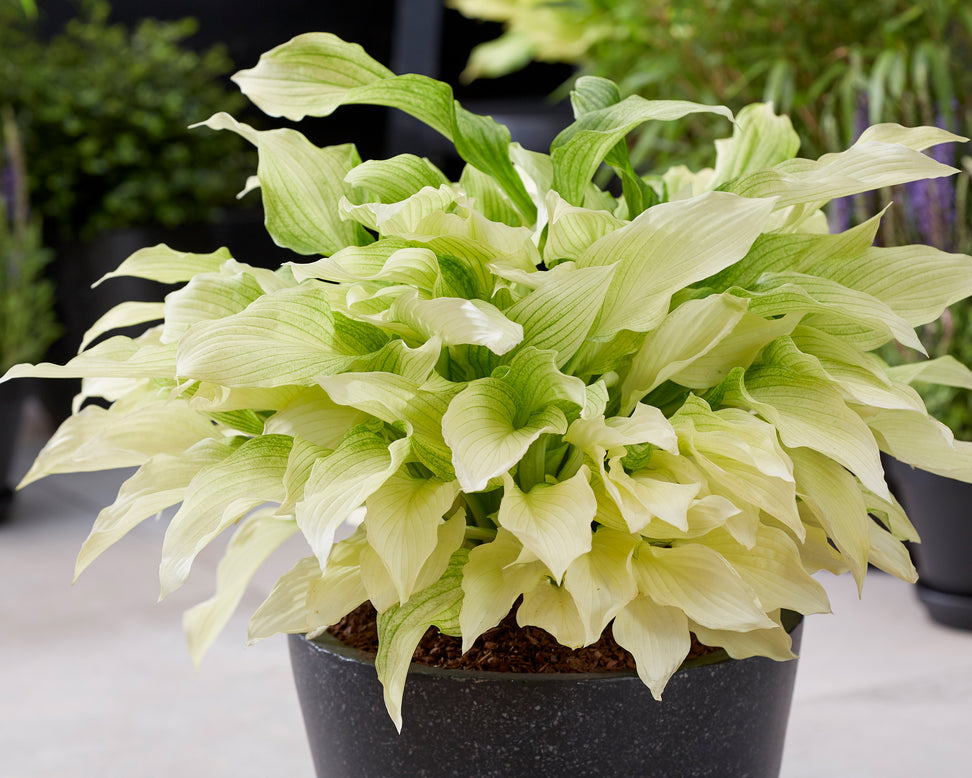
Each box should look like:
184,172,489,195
2,398,971,777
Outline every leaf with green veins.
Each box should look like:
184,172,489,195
175,283,389,387
365,471,461,604
620,294,749,413
886,356,972,390
344,154,450,204
543,190,626,264
197,113,368,255
80,302,164,351
458,164,524,227
279,436,333,515
263,387,369,449
550,95,733,205
288,238,413,283
577,192,775,339
159,434,295,597
3,334,177,382
74,438,243,579
613,595,691,701
563,527,638,645
247,556,324,642
389,291,523,355
376,550,468,731
666,312,802,391
864,407,972,482
732,272,926,353
692,527,830,614
504,263,615,367
161,271,280,345
517,575,588,648
497,467,595,582
296,426,412,570
442,348,585,491
709,103,802,189
459,529,546,651
631,543,775,632
93,245,232,287
184,509,299,666
235,34,534,218
719,344,891,502
20,400,221,483
690,616,797,662
788,446,871,590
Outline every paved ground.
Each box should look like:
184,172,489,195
2,398,971,777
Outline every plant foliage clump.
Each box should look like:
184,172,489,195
6,34,972,728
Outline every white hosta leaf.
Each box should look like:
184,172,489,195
722,352,890,501
197,113,366,255
161,268,267,345
671,396,801,538
75,438,242,579
612,595,691,701
3,334,176,382
599,460,701,534
504,264,615,367
887,356,972,390
709,103,801,189
737,272,925,353
788,447,871,589
543,189,626,263
80,302,165,351
376,550,467,731
632,543,775,631
565,403,679,457
248,556,323,642
21,401,221,486
577,192,775,338
390,291,522,354
345,154,450,203
730,137,960,209
263,387,369,449
516,577,587,648
93,244,231,286
459,529,547,652
498,468,595,582
342,185,459,235
668,312,801,390
564,527,639,645
550,96,733,205
304,528,372,631
864,408,972,482
296,426,411,569
278,437,333,515
176,283,388,387
690,616,797,662
867,521,918,582
289,238,411,283
365,471,460,603
620,294,749,411
159,435,294,597
858,123,967,150
184,510,299,665
694,527,830,615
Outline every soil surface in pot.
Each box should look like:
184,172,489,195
328,602,719,673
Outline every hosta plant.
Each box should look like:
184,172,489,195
6,34,972,729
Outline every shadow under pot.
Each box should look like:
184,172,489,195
288,613,803,778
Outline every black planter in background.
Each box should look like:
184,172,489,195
289,616,803,778
0,379,25,522
885,458,972,630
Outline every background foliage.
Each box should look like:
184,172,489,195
0,0,254,242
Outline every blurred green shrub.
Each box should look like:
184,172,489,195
0,0,254,242
0,108,59,372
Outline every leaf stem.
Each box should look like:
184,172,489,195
463,492,494,529
518,434,549,491
464,526,497,543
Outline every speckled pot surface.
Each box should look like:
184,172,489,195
288,616,803,778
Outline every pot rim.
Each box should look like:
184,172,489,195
294,610,803,683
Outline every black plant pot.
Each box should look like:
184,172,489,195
885,458,972,630
289,617,803,778
0,379,25,522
